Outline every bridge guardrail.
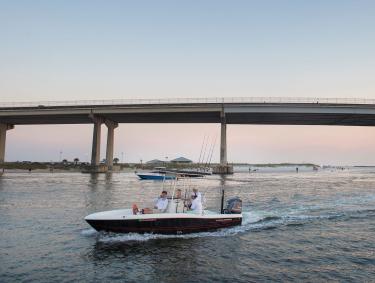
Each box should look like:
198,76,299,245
1,97,375,108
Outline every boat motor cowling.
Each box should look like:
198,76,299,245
223,197,242,214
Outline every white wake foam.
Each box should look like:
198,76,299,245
81,228,98,236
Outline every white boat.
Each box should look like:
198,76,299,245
85,177,242,234
85,206,242,234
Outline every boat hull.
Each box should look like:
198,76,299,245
85,213,242,234
137,174,175,180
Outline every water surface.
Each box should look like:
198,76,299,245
1,169,374,282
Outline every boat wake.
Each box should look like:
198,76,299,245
81,207,375,243
81,228,98,236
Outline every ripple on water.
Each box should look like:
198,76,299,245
2,171,375,282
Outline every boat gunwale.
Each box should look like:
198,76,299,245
85,209,242,221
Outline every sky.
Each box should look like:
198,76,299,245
1,1,375,165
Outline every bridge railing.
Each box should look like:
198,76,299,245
1,97,375,108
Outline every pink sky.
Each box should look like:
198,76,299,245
6,123,375,165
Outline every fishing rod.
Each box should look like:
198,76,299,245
204,135,217,170
197,134,206,169
206,134,217,169
203,136,213,170
200,134,210,171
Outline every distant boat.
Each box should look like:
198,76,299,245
177,169,211,177
152,167,208,178
137,173,175,180
151,166,167,172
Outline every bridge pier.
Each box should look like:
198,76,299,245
83,115,119,173
82,115,108,173
105,120,118,170
91,118,102,166
213,111,233,174
0,124,14,164
220,113,227,165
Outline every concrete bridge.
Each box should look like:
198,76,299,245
1,97,375,172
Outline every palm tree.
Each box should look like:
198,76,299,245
113,157,119,164
74,158,79,166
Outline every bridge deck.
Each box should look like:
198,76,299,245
1,100,375,126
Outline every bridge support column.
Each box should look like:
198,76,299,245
82,115,108,173
105,120,118,170
0,124,14,164
220,115,227,165
91,120,102,166
213,110,233,174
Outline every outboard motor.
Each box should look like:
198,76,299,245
223,197,242,214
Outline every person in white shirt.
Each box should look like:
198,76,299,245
132,190,169,215
154,190,169,213
188,189,203,214
191,188,202,202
